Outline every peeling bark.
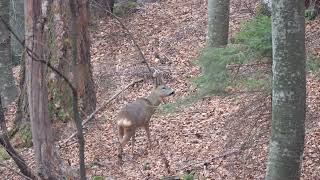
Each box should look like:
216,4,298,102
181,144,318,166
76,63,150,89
25,0,63,179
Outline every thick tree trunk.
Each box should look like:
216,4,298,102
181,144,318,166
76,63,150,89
52,0,96,120
266,0,306,179
24,0,63,179
0,0,19,107
262,0,271,9
207,0,230,47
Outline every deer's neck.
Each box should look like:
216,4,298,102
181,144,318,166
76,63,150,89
146,92,162,107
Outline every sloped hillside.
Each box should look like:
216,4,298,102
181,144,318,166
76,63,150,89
1,0,320,179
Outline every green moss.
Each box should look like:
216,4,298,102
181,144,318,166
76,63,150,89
92,176,104,180
48,83,72,122
17,122,33,147
304,7,317,20
0,147,10,161
307,55,320,73
180,170,195,180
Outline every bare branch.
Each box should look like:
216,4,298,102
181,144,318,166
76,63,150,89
0,98,36,179
0,162,33,180
92,1,153,74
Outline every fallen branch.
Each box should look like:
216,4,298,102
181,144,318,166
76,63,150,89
0,98,36,179
62,78,143,144
0,162,33,180
178,150,240,171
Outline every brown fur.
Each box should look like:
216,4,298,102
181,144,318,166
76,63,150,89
117,85,174,161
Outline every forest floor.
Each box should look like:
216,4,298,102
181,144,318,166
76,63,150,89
2,0,320,179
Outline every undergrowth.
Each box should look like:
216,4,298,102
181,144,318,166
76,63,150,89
0,147,10,161
194,15,272,97
162,15,273,112
17,122,33,147
307,54,320,73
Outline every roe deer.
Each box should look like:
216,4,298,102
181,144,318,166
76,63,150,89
117,84,174,159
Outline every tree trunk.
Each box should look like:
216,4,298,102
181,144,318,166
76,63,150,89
262,0,271,9
266,0,306,179
70,0,96,118
24,0,63,179
10,63,31,147
207,0,230,47
52,0,96,120
0,0,19,107
69,1,88,178
10,0,25,66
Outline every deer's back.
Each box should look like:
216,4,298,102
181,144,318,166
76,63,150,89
118,98,154,127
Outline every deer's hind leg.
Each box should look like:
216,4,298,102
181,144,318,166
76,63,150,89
119,128,136,155
118,126,124,141
118,127,136,165
144,124,152,149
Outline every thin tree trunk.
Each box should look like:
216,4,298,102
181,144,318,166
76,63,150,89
71,0,96,118
207,0,230,47
0,0,19,107
10,0,25,66
53,0,96,120
69,1,87,179
266,0,306,179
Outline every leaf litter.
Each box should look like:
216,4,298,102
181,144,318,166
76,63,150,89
1,0,320,179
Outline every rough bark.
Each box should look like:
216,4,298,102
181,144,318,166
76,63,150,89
262,0,271,9
207,0,230,47
71,0,96,118
266,0,306,179
52,0,96,120
50,0,72,120
24,0,63,179
10,64,31,145
0,0,19,107
69,1,87,178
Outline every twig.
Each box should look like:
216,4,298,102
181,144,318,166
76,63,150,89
92,1,153,74
178,150,240,171
62,78,143,144
0,99,36,179
0,162,33,180
226,62,271,69
242,1,256,15
0,15,76,93
160,149,171,174
129,159,146,178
